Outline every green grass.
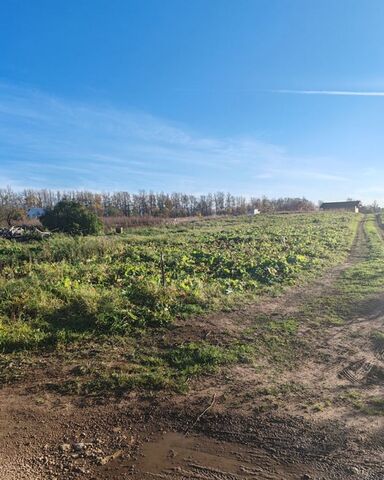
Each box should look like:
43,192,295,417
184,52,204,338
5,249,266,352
252,317,304,365
362,397,384,416
0,212,359,393
0,213,357,352
342,391,384,416
296,215,384,329
341,215,384,296
44,341,254,395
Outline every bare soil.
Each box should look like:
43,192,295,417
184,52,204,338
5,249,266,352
0,218,383,480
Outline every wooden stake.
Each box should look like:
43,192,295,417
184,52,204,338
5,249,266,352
160,251,166,287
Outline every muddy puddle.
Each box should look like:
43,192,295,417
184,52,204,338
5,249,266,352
101,431,317,479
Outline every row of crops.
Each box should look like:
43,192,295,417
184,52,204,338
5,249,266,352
0,212,357,351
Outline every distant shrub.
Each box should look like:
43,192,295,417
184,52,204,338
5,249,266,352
102,215,167,231
0,206,25,227
41,200,102,235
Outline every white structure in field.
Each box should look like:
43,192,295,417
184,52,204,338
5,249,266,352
27,207,46,219
247,208,261,216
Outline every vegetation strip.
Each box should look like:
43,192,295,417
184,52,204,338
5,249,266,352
246,214,384,416
0,212,358,393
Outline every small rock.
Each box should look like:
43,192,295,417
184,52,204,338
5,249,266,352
59,443,71,453
73,442,86,452
349,466,360,474
74,466,88,474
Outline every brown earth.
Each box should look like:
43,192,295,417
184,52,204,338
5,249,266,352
0,217,383,480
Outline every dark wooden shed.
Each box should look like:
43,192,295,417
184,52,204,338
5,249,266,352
320,201,361,213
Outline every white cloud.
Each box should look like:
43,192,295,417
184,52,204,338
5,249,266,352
0,82,348,195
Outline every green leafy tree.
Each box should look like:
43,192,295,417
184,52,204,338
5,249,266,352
41,200,102,235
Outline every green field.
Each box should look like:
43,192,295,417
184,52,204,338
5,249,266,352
0,212,358,393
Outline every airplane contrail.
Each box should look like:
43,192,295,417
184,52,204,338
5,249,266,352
274,89,384,96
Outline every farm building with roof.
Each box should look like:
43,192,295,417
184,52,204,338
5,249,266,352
27,207,46,219
320,201,361,213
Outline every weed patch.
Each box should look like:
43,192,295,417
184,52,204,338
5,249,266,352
0,213,358,393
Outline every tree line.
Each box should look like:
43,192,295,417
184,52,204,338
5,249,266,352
0,187,315,218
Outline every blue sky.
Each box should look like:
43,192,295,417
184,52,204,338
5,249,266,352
1,0,384,203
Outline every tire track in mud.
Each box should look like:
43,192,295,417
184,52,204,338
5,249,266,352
147,464,247,480
337,215,384,387
127,419,384,480
339,360,374,384
130,431,317,480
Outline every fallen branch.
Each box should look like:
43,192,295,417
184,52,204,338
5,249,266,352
184,393,216,436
